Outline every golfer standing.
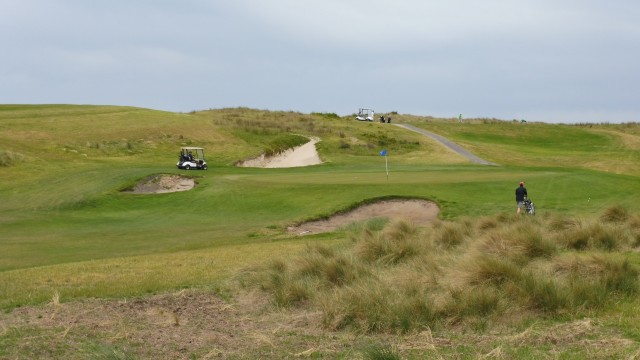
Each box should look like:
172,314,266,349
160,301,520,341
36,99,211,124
515,181,528,214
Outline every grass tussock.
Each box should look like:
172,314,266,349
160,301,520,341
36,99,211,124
242,207,640,334
601,204,630,223
0,150,26,166
556,220,630,251
355,220,425,265
432,220,471,249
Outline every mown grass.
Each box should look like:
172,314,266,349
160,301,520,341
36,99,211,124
393,115,640,176
0,239,317,310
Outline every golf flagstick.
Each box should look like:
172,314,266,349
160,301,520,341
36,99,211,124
385,155,388,181
380,149,388,181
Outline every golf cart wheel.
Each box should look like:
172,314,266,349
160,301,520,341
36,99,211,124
185,165,191,170
203,165,208,170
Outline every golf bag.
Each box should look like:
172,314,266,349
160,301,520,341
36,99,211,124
523,198,535,215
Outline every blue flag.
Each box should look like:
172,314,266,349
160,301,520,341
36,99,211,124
379,149,387,156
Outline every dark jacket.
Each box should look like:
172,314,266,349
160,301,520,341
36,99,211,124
515,186,528,202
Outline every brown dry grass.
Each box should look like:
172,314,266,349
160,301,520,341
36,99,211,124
2,288,638,359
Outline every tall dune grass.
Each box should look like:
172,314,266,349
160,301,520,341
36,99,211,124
263,134,309,156
242,205,640,333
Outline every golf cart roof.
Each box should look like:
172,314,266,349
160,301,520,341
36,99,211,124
181,147,204,151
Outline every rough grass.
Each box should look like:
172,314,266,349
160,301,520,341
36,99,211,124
263,133,309,156
243,206,640,334
0,150,25,166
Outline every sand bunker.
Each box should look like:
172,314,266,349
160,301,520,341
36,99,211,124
288,199,440,235
127,174,195,194
238,138,322,168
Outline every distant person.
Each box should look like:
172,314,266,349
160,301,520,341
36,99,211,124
515,181,528,214
379,115,385,123
387,114,392,123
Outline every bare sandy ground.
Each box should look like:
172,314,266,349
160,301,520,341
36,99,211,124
288,199,440,235
238,137,322,168
127,174,195,194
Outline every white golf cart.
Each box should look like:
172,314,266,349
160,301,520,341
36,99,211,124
356,108,375,121
176,147,208,170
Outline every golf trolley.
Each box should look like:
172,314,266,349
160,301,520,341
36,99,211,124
523,198,535,215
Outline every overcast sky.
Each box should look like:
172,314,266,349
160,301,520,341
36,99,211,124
2,1,639,123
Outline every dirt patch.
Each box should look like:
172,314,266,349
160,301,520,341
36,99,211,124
0,290,325,359
0,289,445,358
3,290,633,359
288,199,440,235
237,138,322,168
125,174,195,194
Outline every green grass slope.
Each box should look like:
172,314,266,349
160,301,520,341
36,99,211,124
0,105,639,310
396,115,640,175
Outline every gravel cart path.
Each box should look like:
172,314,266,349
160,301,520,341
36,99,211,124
394,123,498,166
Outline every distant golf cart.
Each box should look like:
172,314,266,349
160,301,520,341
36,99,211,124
356,108,375,121
176,147,208,170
